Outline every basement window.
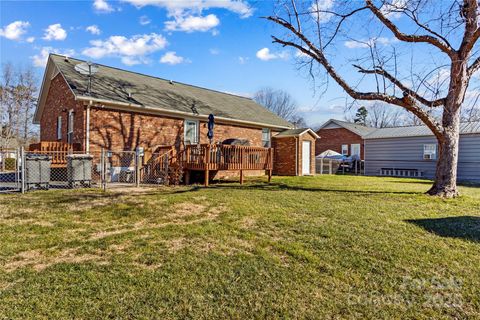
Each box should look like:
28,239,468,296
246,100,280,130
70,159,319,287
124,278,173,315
423,144,437,160
262,128,271,147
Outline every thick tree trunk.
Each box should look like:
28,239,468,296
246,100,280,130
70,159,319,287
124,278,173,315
427,112,461,198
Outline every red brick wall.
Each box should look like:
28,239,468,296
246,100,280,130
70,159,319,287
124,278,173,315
273,136,297,176
40,74,85,148
88,108,269,153
273,133,316,176
88,107,184,153
315,128,365,159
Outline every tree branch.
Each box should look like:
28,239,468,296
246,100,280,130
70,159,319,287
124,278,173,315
468,56,480,76
265,15,443,138
353,64,446,107
365,0,455,58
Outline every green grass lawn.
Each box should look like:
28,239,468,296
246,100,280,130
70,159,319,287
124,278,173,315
0,175,479,319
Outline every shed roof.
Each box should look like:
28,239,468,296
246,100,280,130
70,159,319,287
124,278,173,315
364,121,480,139
273,128,320,139
34,54,293,129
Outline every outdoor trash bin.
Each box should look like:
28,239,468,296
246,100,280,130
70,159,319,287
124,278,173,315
25,154,51,190
67,154,93,188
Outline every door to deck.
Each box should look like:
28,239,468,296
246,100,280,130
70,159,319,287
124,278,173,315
302,141,311,175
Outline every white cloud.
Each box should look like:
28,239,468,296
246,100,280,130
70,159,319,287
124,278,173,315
86,25,101,35
209,48,219,55
160,51,188,65
93,0,114,12
82,33,167,65
139,15,151,25
310,0,335,23
238,56,248,64
26,36,35,43
256,47,288,61
122,0,253,18
43,23,67,41
165,14,219,32
380,0,407,19
344,37,395,49
0,21,30,41
31,47,76,68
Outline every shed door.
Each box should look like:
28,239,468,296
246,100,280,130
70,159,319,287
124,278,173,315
302,140,311,175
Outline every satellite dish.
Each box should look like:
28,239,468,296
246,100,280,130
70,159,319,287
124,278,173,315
74,62,98,95
74,62,99,75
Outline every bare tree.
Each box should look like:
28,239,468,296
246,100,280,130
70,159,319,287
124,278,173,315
254,87,307,127
367,103,405,128
266,0,480,197
0,63,38,149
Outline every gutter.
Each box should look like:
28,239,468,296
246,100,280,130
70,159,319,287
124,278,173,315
76,95,293,131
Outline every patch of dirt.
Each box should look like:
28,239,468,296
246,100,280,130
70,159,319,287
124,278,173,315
2,247,108,272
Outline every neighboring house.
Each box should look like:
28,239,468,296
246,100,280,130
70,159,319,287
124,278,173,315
364,122,480,182
315,119,376,159
33,54,316,180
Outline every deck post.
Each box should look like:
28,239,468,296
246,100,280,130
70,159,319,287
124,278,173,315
204,144,210,187
240,170,244,185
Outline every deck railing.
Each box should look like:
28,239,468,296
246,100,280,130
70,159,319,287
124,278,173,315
28,141,80,167
183,144,273,171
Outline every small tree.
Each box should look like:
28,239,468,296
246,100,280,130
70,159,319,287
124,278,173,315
354,106,368,125
266,0,480,197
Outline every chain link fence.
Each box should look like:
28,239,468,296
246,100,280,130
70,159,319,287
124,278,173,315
0,148,174,193
316,158,364,175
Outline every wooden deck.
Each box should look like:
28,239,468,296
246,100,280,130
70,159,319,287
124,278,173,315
29,142,273,186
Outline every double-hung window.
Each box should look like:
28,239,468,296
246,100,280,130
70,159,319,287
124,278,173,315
341,144,349,156
423,144,437,160
67,110,74,144
262,128,271,147
57,116,62,140
184,120,199,145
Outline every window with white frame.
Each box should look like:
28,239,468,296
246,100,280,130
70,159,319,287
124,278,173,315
57,116,62,140
67,110,74,144
341,144,349,155
423,144,437,160
262,128,271,147
184,120,199,144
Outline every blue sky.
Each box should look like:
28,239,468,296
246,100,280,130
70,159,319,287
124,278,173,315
1,0,471,127
0,0,352,127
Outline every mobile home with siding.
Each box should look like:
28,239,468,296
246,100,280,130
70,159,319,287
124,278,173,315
364,122,480,182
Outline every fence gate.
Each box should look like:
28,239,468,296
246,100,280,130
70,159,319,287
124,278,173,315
0,148,22,193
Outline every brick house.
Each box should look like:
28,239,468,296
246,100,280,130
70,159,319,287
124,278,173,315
33,54,316,181
315,119,375,160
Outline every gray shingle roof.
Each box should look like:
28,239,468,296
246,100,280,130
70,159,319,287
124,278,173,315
274,128,319,138
50,54,292,129
364,121,480,139
319,119,376,137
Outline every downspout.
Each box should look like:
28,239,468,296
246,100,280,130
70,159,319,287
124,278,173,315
85,101,92,153
295,136,298,176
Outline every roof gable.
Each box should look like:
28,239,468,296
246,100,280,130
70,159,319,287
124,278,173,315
318,119,376,137
34,54,292,129
274,128,320,139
